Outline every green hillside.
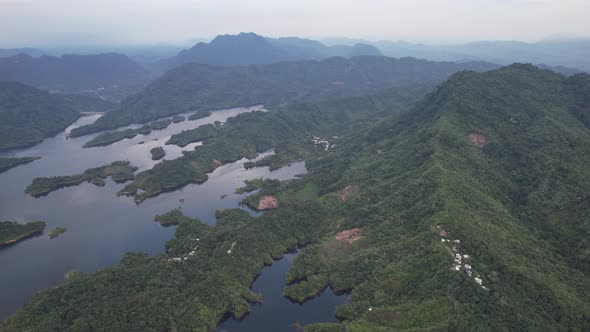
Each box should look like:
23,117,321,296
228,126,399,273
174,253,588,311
0,82,115,150
69,56,496,137
118,83,431,202
3,65,590,331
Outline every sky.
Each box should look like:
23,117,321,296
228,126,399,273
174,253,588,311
0,0,589,47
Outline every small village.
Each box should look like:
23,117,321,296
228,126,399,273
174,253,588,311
311,135,338,151
168,239,238,263
437,225,487,290
167,238,200,263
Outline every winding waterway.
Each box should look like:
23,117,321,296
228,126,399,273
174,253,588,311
0,106,347,325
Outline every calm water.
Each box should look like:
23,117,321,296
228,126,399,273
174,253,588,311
0,105,346,325
218,250,348,332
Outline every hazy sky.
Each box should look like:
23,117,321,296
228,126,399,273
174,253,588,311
0,0,589,47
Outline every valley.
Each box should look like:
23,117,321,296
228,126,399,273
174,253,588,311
1,64,589,331
1,8,589,328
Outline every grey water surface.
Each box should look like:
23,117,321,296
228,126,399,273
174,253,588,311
0,106,346,327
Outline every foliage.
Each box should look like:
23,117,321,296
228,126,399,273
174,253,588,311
0,81,114,150
0,53,148,96
69,55,493,136
83,129,137,148
4,65,590,331
48,227,67,239
0,156,40,174
154,208,188,226
172,115,185,123
119,84,427,202
0,221,46,247
188,110,213,121
150,146,166,160
83,118,173,148
25,161,137,197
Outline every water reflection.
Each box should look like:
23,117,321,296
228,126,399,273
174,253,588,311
0,105,305,320
218,250,349,332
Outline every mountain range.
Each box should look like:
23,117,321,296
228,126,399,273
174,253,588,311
0,81,115,150
158,32,382,68
0,53,150,99
70,55,497,136
3,64,589,330
373,38,590,72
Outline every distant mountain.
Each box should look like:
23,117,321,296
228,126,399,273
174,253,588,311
268,38,382,58
71,56,497,136
373,39,590,72
0,48,44,58
0,82,115,150
535,64,584,76
159,32,383,68
0,53,150,99
319,37,371,46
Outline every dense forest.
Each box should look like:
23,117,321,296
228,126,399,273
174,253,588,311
82,118,173,148
0,53,149,97
118,83,431,202
25,161,137,197
69,56,496,136
0,81,115,150
0,221,46,248
3,64,590,331
0,156,40,174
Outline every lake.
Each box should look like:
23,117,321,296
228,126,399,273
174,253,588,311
0,106,347,327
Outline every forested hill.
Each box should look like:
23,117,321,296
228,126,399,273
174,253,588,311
0,82,115,150
3,64,590,330
159,32,383,68
295,64,590,329
0,53,149,94
70,55,497,136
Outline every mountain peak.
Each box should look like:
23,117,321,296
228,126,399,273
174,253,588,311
210,32,267,45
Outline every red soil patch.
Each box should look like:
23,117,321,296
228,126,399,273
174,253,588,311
212,159,222,169
335,228,364,243
258,195,279,210
468,132,487,147
321,239,353,257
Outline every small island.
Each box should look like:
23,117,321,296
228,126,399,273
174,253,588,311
188,110,212,121
83,129,137,148
150,146,166,160
0,220,46,248
83,119,174,148
48,227,67,239
154,208,187,226
0,156,41,174
25,161,137,197
172,115,186,123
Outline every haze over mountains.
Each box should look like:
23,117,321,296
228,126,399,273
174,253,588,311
158,32,383,68
1,2,590,332
0,32,587,104
0,53,150,101
70,56,497,137
374,38,590,72
0,82,114,150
